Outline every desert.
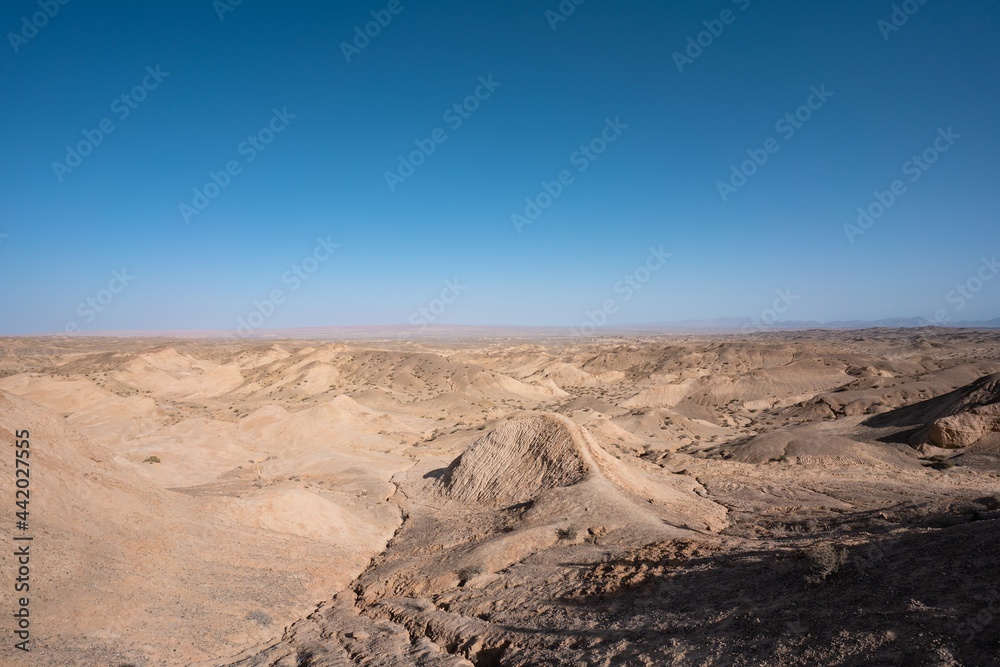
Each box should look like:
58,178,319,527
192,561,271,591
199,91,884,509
0,328,998,666
5,1,999,664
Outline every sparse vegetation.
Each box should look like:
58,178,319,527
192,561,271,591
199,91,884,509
296,647,315,667
556,526,578,541
803,542,847,583
246,609,272,626
143,455,161,464
457,565,483,583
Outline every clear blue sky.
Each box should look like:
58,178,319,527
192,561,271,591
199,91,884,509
2,0,998,334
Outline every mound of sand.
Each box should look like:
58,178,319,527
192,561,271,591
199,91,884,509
238,395,417,452
464,369,568,401
866,373,1000,447
706,360,852,409
113,347,245,399
729,424,920,469
233,343,291,369
530,362,623,389
0,373,162,446
622,381,694,408
442,414,589,504
226,487,386,545
439,413,729,532
0,373,120,413
0,388,406,665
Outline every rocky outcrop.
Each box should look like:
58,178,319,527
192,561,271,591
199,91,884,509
865,373,1000,448
929,407,1000,447
442,414,589,504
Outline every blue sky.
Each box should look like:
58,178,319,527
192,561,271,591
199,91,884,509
1,0,998,334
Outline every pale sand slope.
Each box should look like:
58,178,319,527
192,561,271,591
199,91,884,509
0,390,407,667
0,330,998,665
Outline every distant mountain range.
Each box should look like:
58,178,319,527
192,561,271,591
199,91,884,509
35,318,1000,339
632,317,1000,332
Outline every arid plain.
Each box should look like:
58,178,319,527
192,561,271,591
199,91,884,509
2,329,999,666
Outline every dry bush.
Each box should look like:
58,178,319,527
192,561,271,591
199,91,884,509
557,526,578,541
803,542,847,584
246,609,272,626
457,565,483,583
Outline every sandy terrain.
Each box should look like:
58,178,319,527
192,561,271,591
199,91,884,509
1,329,999,666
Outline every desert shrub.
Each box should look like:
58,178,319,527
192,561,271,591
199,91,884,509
143,456,161,464
770,523,789,538
457,565,483,583
556,526,578,541
975,494,1000,511
803,543,847,583
246,609,272,626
